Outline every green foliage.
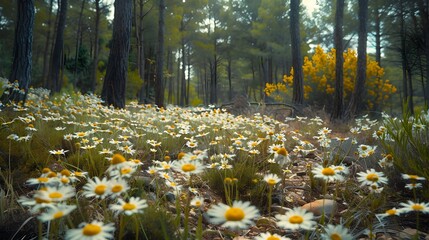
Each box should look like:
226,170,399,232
135,206,180,240
127,69,143,100
379,109,429,197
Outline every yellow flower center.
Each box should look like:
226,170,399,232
60,169,71,176
61,177,70,184
276,147,288,156
53,211,64,219
47,172,57,178
194,201,202,207
330,233,342,240
38,177,49,183
366,173,379,182
35,197,51,204
111,154,126,165
49,192,63,199
95,185,107,195
267,236,280,240
111,185,123,193
386,209,396,215
412,204,424,211
224,207,245,221
177,152,186,160
267,179,277,186
121,168,132,175
82,224,102,236
123,203,136,211
182,163,196,172
289,215,304,224
322,167,335,176
408,175,419,180
42,168,51,174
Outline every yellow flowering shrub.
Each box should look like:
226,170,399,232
265,46,397,110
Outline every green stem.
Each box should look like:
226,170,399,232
267,185,273,215
119,214,125,240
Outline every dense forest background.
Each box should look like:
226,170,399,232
0,0,428,117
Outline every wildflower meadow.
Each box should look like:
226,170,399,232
0,86,429,239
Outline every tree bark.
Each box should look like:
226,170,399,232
1,0,34,105
101,0,132,108
155,0,165,108
90,0,101,93
417,0,429,105
331,0,344,120
346,0,368,118
41,0,53,88
290,0,304,104
49,0,68,93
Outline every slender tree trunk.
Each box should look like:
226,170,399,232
73,0,85,90
346,0,368,118
407,67,414,114
101,0,132,108
167,49,173,104
90,0,101,93
1,0,34,105
375,8,382,66
228,57,232,101
137,0,146,103
331,0,345,120
42,0,53,88
155,0,165,108
400,0,410,114
417,0,429,105
290,0,304,104
49,0,68,93
180,36,186,106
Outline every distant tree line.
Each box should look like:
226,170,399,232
0,0,428,117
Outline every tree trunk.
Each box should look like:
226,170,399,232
331,0,344,120
227,57,232,101
290,0,304,104
73,0,85,87
399,0,410,114
180,36,186,106
375,8,382,66
1,0,34,105
155,0,165,108
49,0,68,93
346,0,368,118
41,0,53,88
417,0,429,105
90,0,101,93
137,0,146,103
101,0,132,108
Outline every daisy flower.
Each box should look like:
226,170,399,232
312,165,345,182
255,232,290,240
274,147,291,166
398,201,429,214
263,173,281,186
190,196,204,209
38,204,76,222
82,177,111,199
172,160,205,176
49,149,69,155
34,185,75,203
65,220,115,240
405,183,423,190
275,207,316,231
376,208,401,219
357,169,388,186
402,174,426,181
321,224,353,240
206,200,260,230
109,178,130,198
109,197,148,216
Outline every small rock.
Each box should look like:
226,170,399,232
256,217,276,227
233,237,250,240
301,199,337,217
